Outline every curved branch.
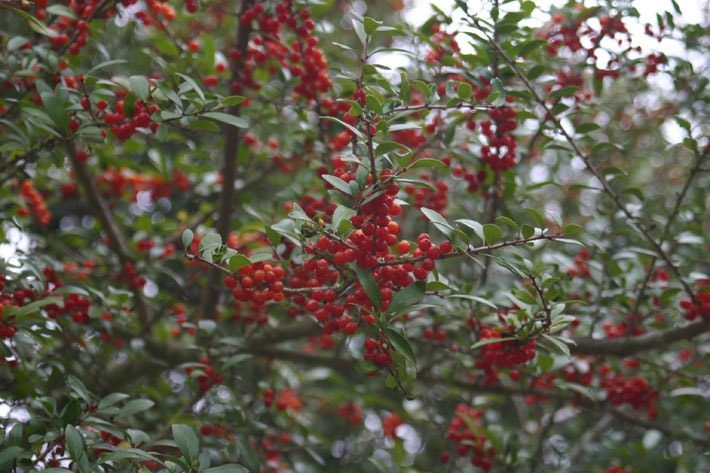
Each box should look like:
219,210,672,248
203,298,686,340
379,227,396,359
571,319,710,356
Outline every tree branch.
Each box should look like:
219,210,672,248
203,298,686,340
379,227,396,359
571,319,710,356
201,0,257,320
66,141,150,324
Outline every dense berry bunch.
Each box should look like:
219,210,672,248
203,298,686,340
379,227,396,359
98,93,161,140
225,262,286,305
601,373,658,417
473,327,537,385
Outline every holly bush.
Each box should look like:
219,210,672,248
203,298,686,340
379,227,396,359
0,0,709,471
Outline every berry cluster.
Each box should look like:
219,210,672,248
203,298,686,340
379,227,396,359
541,10,663,83
404,175,449,213
679,284,710,321
0,275,17,338
95,167,190,203
363,337,393,367
226,262,286,305
566,248,590,278
225,2,331,103
382,412,404,439
601,373,658,418
97,91,161,140
425,23,461,64
185,357,224,393
423,326,447,342
445,404,495,471
120,262,146,290
602,314,645,338
337,402,364,426
19,180,51,226
46,292,92,324
480,106,518,172
474,327,537,385
200,423,229,438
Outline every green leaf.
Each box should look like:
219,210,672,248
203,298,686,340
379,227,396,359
375,141,410,157
228,254,252,271
332,205,355,232
98,393,130,410
9,7,58,37
14,297,63,317
385,328,416,365
363,17,382,35
182,229,194,249
0,447,24,469
492,217,516,232
537,353,554,372
204,466,249,473
386,281,426,317
448,294,497,309
483,224,502,244
176,72,205,101
65,425,89,473
410,158,448,169
517,39,546,57
46,4,77,19
471,337,516,350
541,334,573,357
521,224,535,239
42,93,69,132
199,233,222,253
457,219,485,242
525,208,545,228
129,75,150,101
232,438,260,472
420,207,455,237
355,268,381,314
99,448,162,465
119,399,155,417
352,15,367,46
172,424,200,464
457,82,472,99
322,174,354,196
66,375,91,403
489,77,505,105
563,224,582,236
203,112,248,129
550,86,579,98
576,123,600,134
221,95,246,107
320,115,364,139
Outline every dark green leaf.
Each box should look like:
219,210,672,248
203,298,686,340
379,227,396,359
355,268,381,314
385,328,416,366
322,174,354,196
172,424,200,464
129,75,150,101
386,281,426,317
203,112,248,129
